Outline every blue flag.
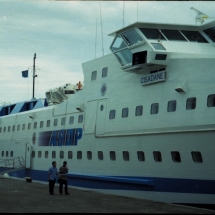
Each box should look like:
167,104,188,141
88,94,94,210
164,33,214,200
22,70,28,78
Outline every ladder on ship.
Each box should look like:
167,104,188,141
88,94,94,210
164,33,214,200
0,156,25,175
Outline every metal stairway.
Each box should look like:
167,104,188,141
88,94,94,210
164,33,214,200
0,156,25,175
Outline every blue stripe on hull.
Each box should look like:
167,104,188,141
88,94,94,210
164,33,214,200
6,168,215,195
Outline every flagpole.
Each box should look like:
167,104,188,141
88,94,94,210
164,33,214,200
32,53,37,99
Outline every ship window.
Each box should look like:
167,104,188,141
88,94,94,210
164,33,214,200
122,108,129,118
60,151,64,159
109,110,116,119
22,124,25,130
121,28,143,46
12,125,15,131
91,71,97,81
153,151,162,162
8,126,10,132
38,151,41,158
40,121,44,128
34,122,37,129
32,151,35,158
135,105,143,116
186,97,196,110
54,119,58,126
52,151,56,159
180,30,208,43
61,117,65,125
171,151,181,162
161,29,186,41
78,115,83,123
207,94,215,107
32,132,36,145
44,151,48,158
137,151,145,161
11,151,14,157
2,151,4,157
69,116,74,124
0,127,1,133
4,127,6,132
151,43,166,50
68,151,73,159
123,151,129,161
6,151,8,157
151,103,159,114
191,151,203,163
46,120,50,127
98,151,103,160
111,35,127,52
77,151,82,159
110,151,116,160
87,151,92,160
28,123,31,130
17,124,20,131
203,26,215,42
115,49,132,66
167,100,176,112
140,28,166,40
102,67,108,78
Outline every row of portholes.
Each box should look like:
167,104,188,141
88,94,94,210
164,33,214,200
31,150,203,163
1,151,13,157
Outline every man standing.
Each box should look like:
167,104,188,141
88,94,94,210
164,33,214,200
59,161,69,195
48,161,58,195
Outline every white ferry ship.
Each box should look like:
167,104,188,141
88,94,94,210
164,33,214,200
0,9,215,205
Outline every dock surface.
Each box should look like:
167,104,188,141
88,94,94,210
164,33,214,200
0,177,214,213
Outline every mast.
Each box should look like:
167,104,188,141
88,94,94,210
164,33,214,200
32,53,37,99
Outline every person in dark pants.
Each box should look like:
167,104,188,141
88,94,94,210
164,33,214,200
59,161,69,195
48,161,58,195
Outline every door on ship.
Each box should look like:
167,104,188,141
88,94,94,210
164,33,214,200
25,143,31,169
96,99,107,135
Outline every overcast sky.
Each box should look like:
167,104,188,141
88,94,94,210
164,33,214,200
0,1,214,105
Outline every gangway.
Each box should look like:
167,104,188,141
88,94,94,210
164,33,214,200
0,156,25,175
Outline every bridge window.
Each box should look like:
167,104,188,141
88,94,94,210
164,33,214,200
111,35,127,52
38,151,41,158
123,151,129,161
171,151,181,162
69,116,74,124
153,151,162,162
115,49,132,66
8,126,10,132
161,29,186,41
151,43,166,50
10,151,13,157
98,151,103,160
203,26,215,42
207,94,215,107
52,151,56,159
46,120,50,127
68,151,73,159
78,115,83,123
151,103,159,114
28,123,31,130
110,151,116,160
40,121,44,128
61,117,65,125
121,28,143,46
140,28,166,40
91,71,97,81
135,105,143,116
137,151,145,161
109,110,116,119
102,67,108,78
22,124,25,130
60,151,64,159
77,151,82,159
34,122,37,129
181,30,208,43
87,151,92,160
122,108,129,118
45,151,48,158
167,100,176,112
191,151,203,163
54,119,58,126
186,97,196,110
17,125,20,131
32,151,35,158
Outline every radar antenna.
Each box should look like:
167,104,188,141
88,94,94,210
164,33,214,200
190,7,209,24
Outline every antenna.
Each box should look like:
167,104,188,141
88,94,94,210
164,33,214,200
137,1,138,21
95,18,97,59
123,1,125,27
32,53,37,99
190,7,209,24
99,1,104,56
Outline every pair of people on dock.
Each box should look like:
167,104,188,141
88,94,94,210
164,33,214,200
48,161,69,195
